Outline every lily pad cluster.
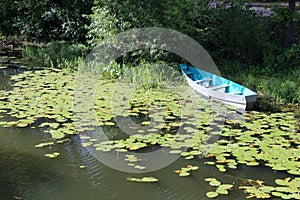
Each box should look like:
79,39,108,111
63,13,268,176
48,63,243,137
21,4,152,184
0,68,299,199
0,69,221,139
0,69,77,138
0,68,227,140
240,177,300,199
124,154,146,170
174,164,199,177
205,178,233,198
204,111,300,176
35,138,69,148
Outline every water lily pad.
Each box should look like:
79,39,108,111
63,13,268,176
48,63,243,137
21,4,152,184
45,152,60,158
35,142,54,148
275,179,290,186
209,180,221,187
204,161,215,165
205,178,217,182
259,186,275,192
206,191,219,198
141,121,151,125
187,165,199,171
178,171,190,177
49,130,65,139
271,191,284,197
287,169,300,175
216,188,228,194
218,184,234,190
104,122,115,126
126,177,158,183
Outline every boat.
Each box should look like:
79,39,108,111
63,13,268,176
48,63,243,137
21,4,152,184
179,64,257,111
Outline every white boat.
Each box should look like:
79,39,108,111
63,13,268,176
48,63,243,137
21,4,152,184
180,64,257,111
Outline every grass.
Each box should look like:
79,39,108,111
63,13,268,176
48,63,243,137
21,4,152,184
220,62,300,110
22,41,88,69
119,60,182,90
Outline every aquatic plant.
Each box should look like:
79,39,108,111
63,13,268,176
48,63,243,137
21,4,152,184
0,68,299,199
174,164,199,177
126,176,158,183
204,178,233,198
240,177,300,199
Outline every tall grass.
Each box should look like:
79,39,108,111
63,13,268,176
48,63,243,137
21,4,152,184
120,60,183,90
223,67,300,110
22,41,88,69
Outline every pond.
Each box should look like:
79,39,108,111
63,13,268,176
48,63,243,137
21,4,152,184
0,50,299,200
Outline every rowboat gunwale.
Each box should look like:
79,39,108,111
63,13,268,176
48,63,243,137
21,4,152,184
180,64,257,111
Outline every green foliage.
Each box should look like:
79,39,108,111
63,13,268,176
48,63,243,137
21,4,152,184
2,0,298,106
86,1,270,65
102,61,123,79
86,0,160,44
22,41,88,68
224,66,300,106
256,44,300,75
213,4,268,64
85,6,121,45
0,0,93,41
121,60,180,90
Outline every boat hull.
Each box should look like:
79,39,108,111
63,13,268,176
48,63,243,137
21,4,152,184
181,65,257,111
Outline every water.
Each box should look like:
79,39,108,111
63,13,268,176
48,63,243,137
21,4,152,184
0,51,291,200
1,125,247,200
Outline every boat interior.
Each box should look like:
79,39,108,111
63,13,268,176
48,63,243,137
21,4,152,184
179,64,256,96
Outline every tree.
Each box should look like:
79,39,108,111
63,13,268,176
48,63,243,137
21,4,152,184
0,0,93,41
284,0,296,48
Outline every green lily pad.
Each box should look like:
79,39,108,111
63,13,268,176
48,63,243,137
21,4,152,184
206,191,219,198
126,177,158,183
216,188,228,194
178,171,190,177
45,152,60,158
209,180,221,187
271,191,284,197
205,178,217,182
218,184,234,190
35,142,54,148
141,121,151,125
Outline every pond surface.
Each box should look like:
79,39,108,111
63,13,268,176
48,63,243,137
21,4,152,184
0,121,287,200
0,50,298,200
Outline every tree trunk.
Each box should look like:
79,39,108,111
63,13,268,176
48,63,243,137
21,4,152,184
284,0,296,48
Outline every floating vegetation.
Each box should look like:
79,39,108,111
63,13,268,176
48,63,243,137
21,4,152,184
0,68,299,199
126,176,158,183
206,191,219,198
35,141,54,148
44,152,60,158
0,68,221,140
35,138,69,148
240,177,300,199
204,111,300,177
174,165,199,177
205,178,233,198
